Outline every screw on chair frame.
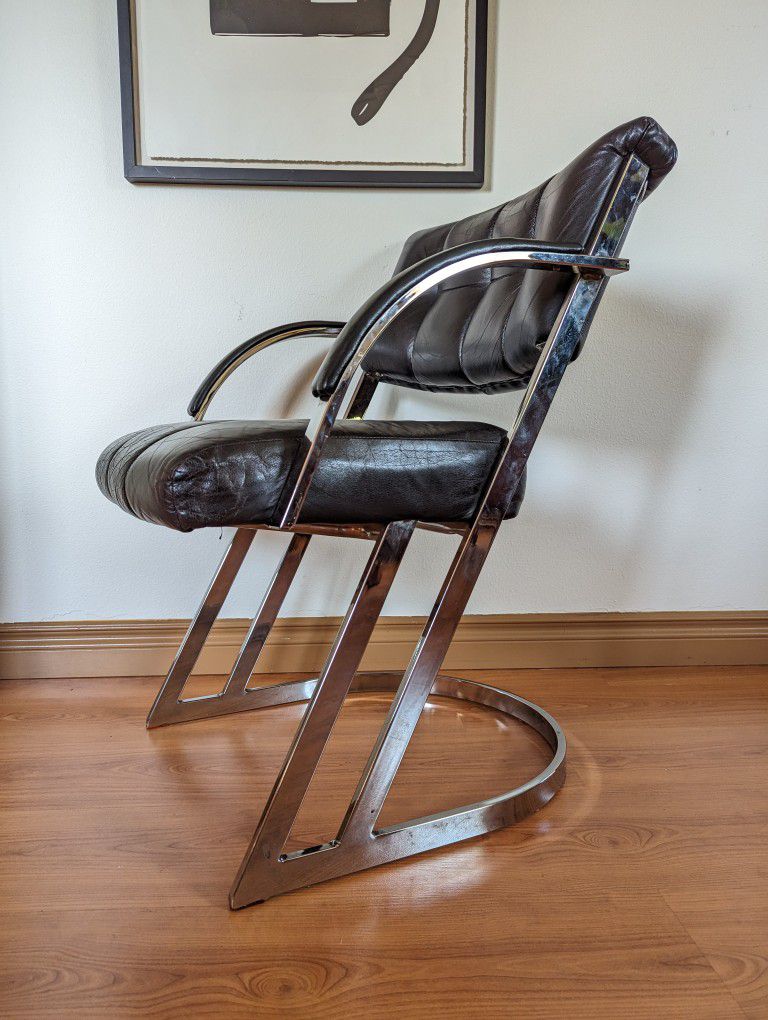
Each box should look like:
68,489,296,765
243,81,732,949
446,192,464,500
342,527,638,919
145,154,649,908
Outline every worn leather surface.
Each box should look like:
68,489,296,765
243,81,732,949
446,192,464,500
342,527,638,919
96,419,525,531
357,116,677,393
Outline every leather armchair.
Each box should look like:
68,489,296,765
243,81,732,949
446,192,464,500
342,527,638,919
96,116,677,908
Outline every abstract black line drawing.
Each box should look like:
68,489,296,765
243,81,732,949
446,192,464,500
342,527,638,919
210,0,441,125
118,0,487,187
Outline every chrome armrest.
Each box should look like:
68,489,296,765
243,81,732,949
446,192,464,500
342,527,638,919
188,320,345,421
312,240,628,402
278,240,629,527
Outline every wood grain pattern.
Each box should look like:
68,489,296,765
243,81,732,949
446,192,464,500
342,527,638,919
0,666,765,1017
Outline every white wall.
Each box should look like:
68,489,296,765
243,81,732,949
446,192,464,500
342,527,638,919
1,0,767,623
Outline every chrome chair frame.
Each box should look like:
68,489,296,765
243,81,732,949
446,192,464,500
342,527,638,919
147,155,649,908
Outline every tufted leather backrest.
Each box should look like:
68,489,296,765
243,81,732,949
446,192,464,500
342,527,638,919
361,117,677,393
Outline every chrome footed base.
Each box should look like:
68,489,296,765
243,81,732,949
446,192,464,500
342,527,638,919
149,663,566,907
144,524,567,908
227,671,565,908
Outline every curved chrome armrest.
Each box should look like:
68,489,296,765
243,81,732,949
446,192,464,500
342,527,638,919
278,240,628,527
188,321,345,421
312,239,628,402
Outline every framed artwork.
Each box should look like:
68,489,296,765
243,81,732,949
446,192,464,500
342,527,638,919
117,0,488,188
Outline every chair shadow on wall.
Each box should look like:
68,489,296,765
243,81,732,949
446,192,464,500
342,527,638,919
514,287,720,617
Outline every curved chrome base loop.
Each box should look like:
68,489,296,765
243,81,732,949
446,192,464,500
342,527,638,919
149,667,566,907
181,670,565,909
144,524,566,908
289,669,565,824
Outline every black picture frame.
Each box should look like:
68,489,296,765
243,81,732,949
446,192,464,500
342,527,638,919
117,0,487,189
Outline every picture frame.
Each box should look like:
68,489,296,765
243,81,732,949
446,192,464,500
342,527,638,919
117,0,488,188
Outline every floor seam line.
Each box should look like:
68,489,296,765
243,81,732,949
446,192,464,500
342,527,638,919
660,890,751,1019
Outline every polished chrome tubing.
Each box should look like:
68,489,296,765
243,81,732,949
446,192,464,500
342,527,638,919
479,156,651,523
146,531,313,728
337,521,500,843
146,528,255,728
590,153,650,258
192,323,344,422
154,664,565,906
228,670,565,906
223,156,649,904
221,533,310,698
148,155,649,905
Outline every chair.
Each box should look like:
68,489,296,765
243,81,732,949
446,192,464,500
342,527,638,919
97,116,677,908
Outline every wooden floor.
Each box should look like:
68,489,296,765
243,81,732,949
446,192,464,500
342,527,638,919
1,666,766,1018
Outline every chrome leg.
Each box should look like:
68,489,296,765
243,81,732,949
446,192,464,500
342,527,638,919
226,520,562,910
338,522,499,842
146,531,311,728
146,528,255,728
146,521,567,910
222,533,310,697
229,520,416,909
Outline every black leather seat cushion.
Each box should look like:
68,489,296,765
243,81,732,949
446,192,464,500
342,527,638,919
96,419,526,532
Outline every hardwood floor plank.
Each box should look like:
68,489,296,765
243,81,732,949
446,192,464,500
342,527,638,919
0,667,765,1017
664,889,768,1019
0,895,742,1019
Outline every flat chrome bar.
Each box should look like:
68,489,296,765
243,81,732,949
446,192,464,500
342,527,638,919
222,533,311,697
148,676,320,729
230,520,416,908
590,153,649,257
145,532,314,727
338,522,499,841
145,528,254,728
243,520,468,538
242,521,386,541
482,159,653,517
224,671,565,906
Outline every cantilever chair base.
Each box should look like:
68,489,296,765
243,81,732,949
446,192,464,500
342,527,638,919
145,525,565,909
230,672,564,908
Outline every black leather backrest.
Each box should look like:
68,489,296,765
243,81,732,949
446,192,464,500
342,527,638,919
361,117,677,393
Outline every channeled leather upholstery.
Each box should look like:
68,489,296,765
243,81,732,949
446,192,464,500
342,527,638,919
359,116,677,393
97,419,525,531
96,117,676,532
